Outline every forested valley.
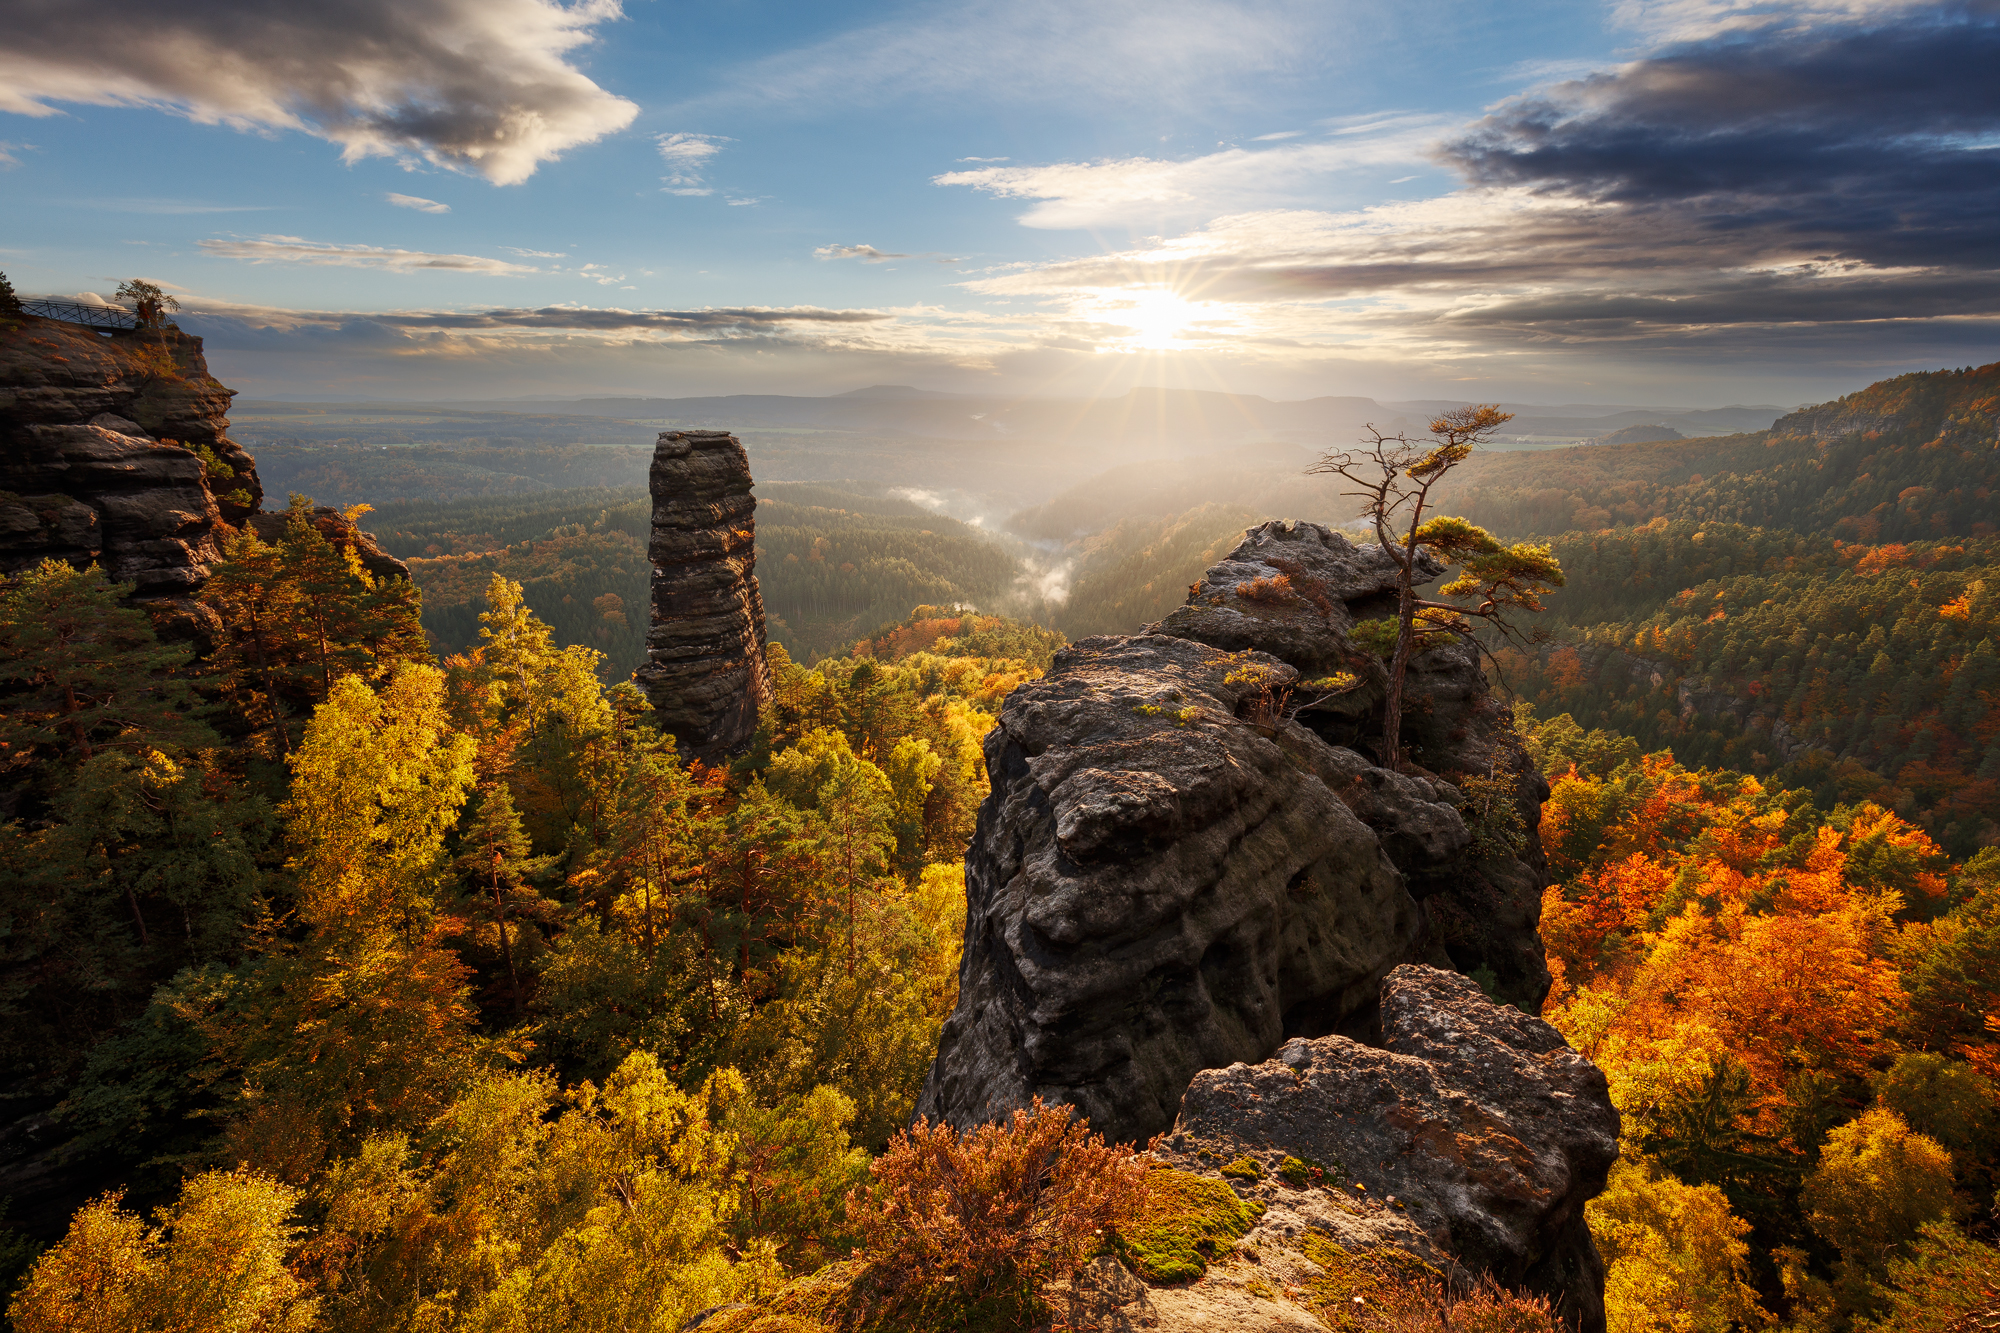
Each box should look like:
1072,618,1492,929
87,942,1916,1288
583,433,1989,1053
2,359,1998,1333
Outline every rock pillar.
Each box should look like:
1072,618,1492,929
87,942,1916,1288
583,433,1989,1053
633,429,770,759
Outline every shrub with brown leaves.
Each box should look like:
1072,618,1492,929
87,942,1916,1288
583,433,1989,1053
847,1099,1147,1298
1235,573,1300,604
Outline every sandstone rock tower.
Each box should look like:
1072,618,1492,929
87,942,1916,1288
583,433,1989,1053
633,430,770,760
1,310,265,617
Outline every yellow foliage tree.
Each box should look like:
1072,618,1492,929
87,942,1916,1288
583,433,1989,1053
1589,1159,1769,1333
1803,1107,1956,1291
10,1171,312,1333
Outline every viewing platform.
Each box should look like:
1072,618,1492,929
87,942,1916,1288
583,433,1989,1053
17,298,172,332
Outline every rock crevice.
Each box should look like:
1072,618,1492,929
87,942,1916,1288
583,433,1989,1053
1157,965,1620,1331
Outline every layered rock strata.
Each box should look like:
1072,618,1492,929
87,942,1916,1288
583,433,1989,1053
0,314,263,606
634,429,770,759
919,519,1557,1145
1155,966,1619,1331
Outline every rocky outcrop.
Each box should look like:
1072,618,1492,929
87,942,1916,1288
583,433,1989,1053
247,508,410,584
1156,520,1554,1006
0,313,264,607
919,519,1559,1146
634,429,770,760
1151,965,1618,1331
918,632,1427,1144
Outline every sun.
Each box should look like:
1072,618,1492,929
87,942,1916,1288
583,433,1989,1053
1107,289,1206,351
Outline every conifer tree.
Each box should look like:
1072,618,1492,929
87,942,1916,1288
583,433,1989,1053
198,527,301,754
454,782,551,1010
0,560,213,770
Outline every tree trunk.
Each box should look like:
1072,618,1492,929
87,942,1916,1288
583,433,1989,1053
1382,561,1417,770
126,886,150,947
492,871,521,1010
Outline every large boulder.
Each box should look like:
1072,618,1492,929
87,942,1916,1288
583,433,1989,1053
633,429,771,760
916,633,1427,1145
1156,965,1619,1331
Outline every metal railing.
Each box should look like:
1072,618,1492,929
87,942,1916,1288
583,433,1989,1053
18,298,172,331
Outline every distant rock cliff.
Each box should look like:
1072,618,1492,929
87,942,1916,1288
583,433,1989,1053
919,521,1557,1145
634,429,770,759
0,312,264,611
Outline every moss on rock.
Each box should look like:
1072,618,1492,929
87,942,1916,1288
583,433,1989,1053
1219,1155,1263,1181
1114,1168,1261,1283
1301,1235,1444,1332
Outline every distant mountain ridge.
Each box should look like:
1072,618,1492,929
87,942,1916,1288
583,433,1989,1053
398,385,1781,448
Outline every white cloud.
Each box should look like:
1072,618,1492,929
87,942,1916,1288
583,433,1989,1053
934,118,1445,228
0,0,637,185
0,142,28,168
726,196,763,207
657,131,728,194
1610,0,1932,39
817,244,910,264
502,246,568,258
957,156,1010,162
387,192,450,213
1251,131,1302,141
197,235,537,273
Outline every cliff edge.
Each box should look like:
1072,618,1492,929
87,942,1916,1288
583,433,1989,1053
0,312,265,612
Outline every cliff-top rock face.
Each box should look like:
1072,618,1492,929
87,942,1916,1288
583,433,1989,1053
1156,520,1553,1005
634,429,770,759
918,633,1427,1144
920,519,1560,1149
0,313,264,607
1145,966,1618,1331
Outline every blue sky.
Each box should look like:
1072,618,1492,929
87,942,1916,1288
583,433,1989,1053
3,0,1995,404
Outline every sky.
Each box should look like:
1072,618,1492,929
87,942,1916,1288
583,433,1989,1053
2,0,1995,406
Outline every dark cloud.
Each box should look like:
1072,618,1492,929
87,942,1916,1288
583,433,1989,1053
372,306,891,331
1441,5,2000,268
175,303,892,351
0,0,636,184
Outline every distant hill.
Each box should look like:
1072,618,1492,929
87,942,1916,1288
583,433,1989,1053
1588,425,1684,445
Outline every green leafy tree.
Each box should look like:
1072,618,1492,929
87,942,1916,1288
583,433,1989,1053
1309,407,1564,766
198,527,303,755
1872,1053,1994,1162
0,268,20,314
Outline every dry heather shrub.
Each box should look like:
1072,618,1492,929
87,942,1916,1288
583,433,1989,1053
1305,1236,1559,1333
1236,573,1300,604
847,1099,1146,1297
